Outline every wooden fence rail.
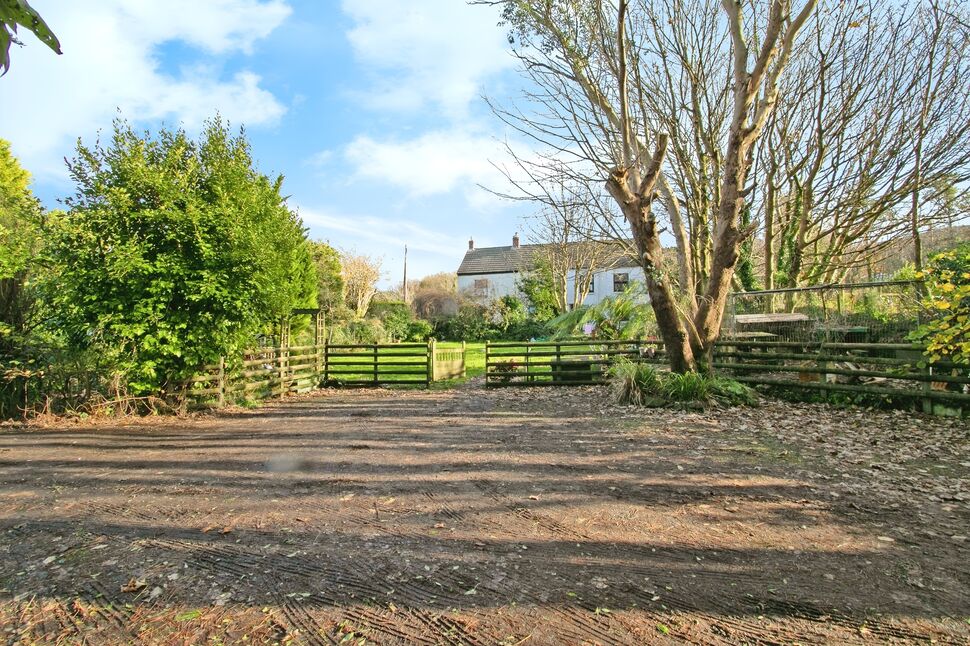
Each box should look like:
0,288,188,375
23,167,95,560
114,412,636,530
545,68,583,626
713,338,970,412
187,340,464,406
324,342,431,387
487,338,969,414
485,339,662,387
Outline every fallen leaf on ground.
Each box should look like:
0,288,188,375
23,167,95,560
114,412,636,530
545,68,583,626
121,578,146,593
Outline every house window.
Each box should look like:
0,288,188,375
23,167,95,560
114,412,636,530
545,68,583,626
473,278,490,297
586,274,594,293
613,272,629,292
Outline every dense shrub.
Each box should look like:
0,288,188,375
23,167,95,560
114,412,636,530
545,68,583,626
431,298,548,342
548,283,656,340
609,359,664,406
406,318,434,341
333,318,386,345
366,300,434,342
44,119,317,395
368,300,412,341
433,304,496,341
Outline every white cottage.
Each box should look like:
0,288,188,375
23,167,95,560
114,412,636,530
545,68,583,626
456,234,535,303
456,234,646,308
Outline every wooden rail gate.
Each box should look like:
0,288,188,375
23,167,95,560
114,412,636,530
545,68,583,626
324,342,431,387
485,339,657,387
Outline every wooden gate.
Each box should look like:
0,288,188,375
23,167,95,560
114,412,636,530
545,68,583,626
485,339,658,387
324,342,431,387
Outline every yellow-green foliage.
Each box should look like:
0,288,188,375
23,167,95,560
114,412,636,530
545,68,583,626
911,244,970,364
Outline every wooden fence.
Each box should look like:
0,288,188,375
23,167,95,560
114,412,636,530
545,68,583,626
713,338,970,412
486,337,969,414
187,340,466,406
485,339,658,387
186,344,325,405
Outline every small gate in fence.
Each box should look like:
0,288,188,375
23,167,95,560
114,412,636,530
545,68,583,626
431,341,466,381
485,339,659,387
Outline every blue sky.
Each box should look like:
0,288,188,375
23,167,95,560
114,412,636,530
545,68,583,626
0,0,534,285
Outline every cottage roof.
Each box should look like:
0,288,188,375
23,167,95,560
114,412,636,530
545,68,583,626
457,241,639,276
457,244,543,275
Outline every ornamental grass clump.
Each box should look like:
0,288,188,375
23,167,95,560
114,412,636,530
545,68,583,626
609,357,663,406
609,357,756,407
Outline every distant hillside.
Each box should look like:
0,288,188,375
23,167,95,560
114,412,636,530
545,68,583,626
860,225,970,279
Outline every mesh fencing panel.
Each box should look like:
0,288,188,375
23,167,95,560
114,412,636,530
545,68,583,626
722,281,925,344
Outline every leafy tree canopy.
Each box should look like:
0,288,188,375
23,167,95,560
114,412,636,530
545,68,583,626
517,257,560,321
0,138,44,344
310,240,346,320
0,138,40,281
46,118,316,394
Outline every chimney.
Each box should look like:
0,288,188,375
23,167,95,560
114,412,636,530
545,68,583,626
468,238,474,250
512,232,520,248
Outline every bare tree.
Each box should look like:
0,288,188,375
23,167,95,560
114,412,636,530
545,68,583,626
523,176,625,311
341,251,383,319
758,0,970,290
481,0,818,371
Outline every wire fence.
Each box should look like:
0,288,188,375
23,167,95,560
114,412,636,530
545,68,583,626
722,281,925,344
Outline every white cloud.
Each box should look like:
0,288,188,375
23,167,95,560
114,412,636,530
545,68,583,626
299,206,468,258
341,0,513,118
113,0,291,54
344,130,508,198
0,0,290,181
341,127,574,215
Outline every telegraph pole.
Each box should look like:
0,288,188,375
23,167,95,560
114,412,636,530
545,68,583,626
402,244,408,303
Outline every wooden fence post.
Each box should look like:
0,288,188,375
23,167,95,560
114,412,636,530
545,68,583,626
277,346,285,399
485,341,490,387
427,339,436,386
373,344,379,386
461,341,466,378
314,311,324,382
217,356,225,408
323,342,330,385
923,364,934,415
278,318,290,399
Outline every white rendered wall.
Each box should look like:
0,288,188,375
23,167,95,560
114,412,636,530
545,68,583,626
566,265,648,308
456,272,523,303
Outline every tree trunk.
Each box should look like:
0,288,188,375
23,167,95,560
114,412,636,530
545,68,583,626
693,130,746,359
605,137,696,373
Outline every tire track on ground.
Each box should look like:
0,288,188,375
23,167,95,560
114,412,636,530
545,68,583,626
472,479,593,541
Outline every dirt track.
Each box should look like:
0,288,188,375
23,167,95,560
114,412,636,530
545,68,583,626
1,385,968,644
